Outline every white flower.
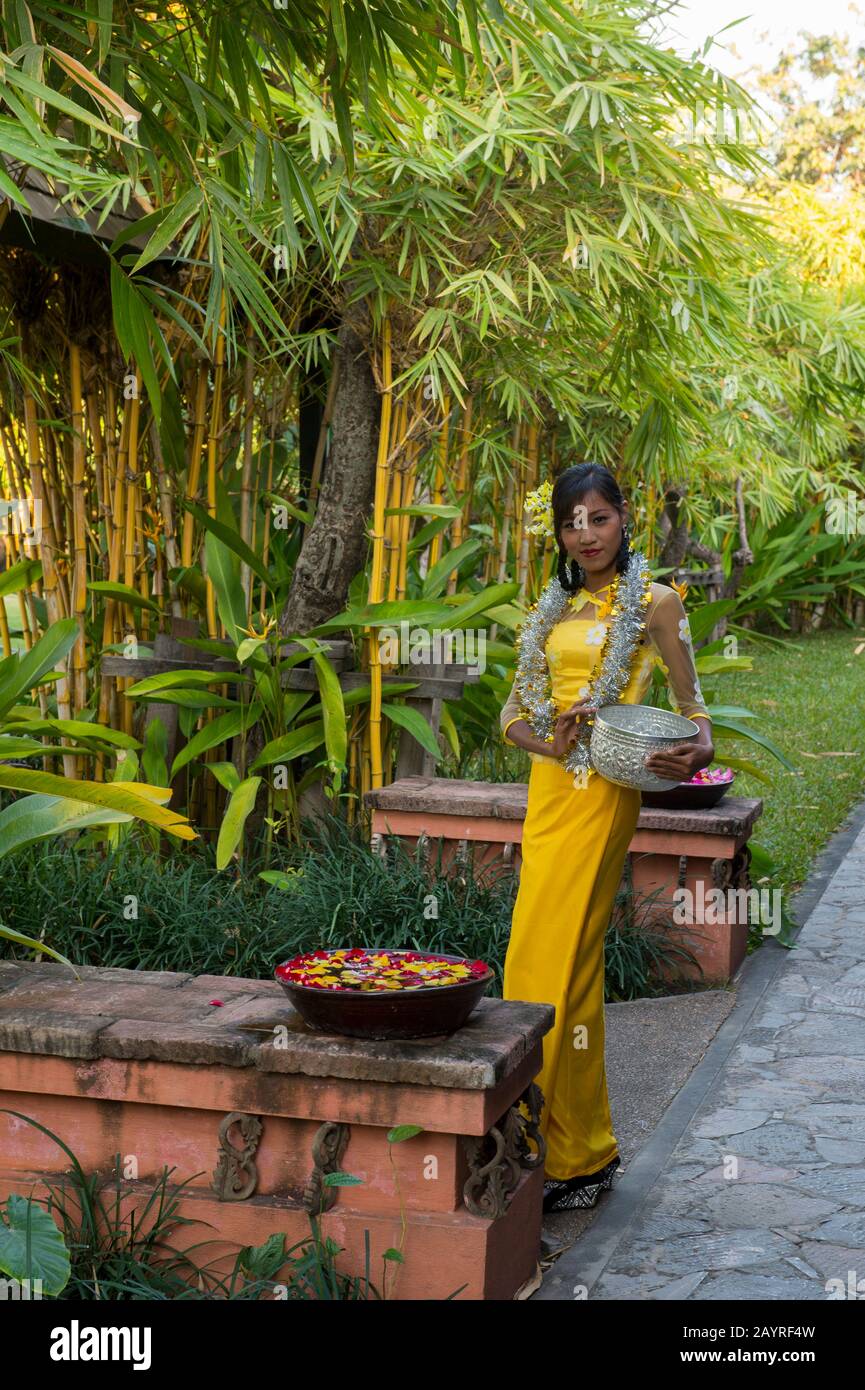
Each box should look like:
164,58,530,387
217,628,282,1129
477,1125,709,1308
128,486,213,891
585,624,607,646
578,685,590,698
678,616,691,643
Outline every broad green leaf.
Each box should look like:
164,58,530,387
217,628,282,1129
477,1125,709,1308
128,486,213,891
185,502,271,585
236,636,267,664
2,719,140,749
0,792,132,859
205,531,248,647
306,600,456,636
88,582,161,615
289,638,346,772
0,1193,71,1295
216,776,262,870
125,670,248,697
0,925,76,968
170,705,261,778
381,702,443,762
383,504,461,519
422,539,482,599
0,619,78,719
142,718,169,787
386,1125,424,1142
208,761,241,793
0,559,42,599
258,869,304,891
439,582,521,631
0,768,196,840
251,721,326,771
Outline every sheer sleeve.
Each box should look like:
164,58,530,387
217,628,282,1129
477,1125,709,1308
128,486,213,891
645,587,712,724
499,675,525,745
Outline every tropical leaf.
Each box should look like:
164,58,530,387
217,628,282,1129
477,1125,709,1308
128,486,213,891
0,768,196,840
216,776,262,869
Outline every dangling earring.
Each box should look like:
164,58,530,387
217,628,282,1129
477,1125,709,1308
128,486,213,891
557,548,583,594
617,522,631,572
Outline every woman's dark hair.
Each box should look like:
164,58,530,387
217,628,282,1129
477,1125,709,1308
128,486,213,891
552,462,631,594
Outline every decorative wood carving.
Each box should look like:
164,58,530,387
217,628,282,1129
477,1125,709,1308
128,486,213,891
212,1112,263,1201
462,1081,546,1219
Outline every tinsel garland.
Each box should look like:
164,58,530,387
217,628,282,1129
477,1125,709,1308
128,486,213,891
513,550,653,780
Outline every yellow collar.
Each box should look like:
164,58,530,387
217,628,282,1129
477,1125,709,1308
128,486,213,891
578,581,614,604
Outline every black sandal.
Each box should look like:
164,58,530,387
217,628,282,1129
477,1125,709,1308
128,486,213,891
542,1156,620,1213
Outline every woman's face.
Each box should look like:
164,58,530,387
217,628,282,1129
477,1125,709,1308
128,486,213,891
558,489,627,574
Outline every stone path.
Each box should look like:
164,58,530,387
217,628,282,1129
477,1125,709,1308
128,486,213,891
535,794,865,1300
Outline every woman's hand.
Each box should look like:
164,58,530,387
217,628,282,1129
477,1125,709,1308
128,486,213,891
644,728,715,782
550,699,598,758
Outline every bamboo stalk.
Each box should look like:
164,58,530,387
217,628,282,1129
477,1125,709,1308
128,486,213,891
497,442,517,582
427,392,450,571
239,324,255,612
181,363,209,569
516,421,538,595
205,299,227,638
447,395,473,596
395,383,423,603
366,311,393,791
69,343,88,727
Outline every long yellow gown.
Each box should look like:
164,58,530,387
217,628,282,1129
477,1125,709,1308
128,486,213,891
498,579,712,1181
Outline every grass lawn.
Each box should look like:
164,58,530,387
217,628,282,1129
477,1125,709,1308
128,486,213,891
705,627,865,900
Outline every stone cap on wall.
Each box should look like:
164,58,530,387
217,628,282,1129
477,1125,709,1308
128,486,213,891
0,961,553,1091
364,776,763,836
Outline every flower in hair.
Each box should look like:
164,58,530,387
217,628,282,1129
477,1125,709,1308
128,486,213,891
523,479,555,538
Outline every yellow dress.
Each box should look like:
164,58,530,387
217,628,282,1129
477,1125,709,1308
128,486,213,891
498,580,712,1181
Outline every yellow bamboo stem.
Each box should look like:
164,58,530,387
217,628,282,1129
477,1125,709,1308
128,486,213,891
427,392,450,571
69,343,88,728
447,395,473,596
181,364,209,569
205,299,227,638
367,311,393,791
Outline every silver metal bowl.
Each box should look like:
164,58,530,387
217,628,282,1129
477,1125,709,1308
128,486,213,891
589,703,701,791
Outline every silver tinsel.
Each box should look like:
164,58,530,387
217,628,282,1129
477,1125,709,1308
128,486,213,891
512,550,653,779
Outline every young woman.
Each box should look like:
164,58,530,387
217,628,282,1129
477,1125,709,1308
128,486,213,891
499,463,714,1213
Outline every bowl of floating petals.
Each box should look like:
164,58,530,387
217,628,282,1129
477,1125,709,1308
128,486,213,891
590,703,703,792
274,948,494,1040
639,764,736,810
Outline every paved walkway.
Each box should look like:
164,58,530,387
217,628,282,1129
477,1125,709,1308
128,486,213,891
535,793,865,1300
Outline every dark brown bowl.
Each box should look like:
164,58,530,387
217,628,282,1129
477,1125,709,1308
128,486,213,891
640,771,735,810
274,950,494,1041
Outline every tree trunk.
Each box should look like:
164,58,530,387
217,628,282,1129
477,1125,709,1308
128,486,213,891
244,301,381,843
279,300,380,638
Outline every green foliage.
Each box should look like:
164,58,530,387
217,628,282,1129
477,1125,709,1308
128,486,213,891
0,1191,71,1296
0,1112,378,1299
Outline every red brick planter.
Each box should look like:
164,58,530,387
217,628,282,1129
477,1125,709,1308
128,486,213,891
365,778,764,984
0,962,552,1301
